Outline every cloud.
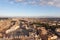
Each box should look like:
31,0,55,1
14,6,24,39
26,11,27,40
8,0,60,7
38,0,60,7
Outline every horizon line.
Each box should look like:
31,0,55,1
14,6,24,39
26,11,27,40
0,16,60,18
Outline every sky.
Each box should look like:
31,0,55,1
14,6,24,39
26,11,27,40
0,0,60,17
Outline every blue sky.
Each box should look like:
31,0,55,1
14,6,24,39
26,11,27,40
0,0,60,17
